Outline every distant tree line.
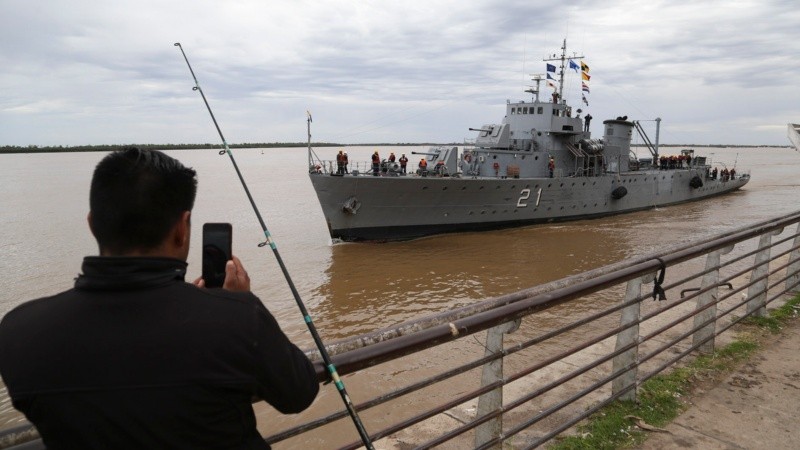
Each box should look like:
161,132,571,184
0,142,459,154
0,142,344,154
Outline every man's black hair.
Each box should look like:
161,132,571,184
89,147,198,254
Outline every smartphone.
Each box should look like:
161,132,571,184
202,223,232,288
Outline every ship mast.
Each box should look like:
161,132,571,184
543,39,583,103
525,75,543,102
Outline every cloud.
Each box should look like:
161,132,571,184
1,0,799,146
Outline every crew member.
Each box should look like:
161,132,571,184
435,160,445,175
548,157,555,178
418,157,428,174
399,153,408,174
389,152,396,162
336,150,345,175
372,151,380,176
343,151,349,174
584,114,592,132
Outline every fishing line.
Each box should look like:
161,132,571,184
174,42,375,450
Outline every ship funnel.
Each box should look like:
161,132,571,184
602,119,634,172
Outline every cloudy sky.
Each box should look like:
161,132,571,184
1,0,798,147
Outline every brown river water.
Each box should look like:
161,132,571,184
1,145,798,439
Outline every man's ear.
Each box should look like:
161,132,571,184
87,212,96,237
174,211,191,248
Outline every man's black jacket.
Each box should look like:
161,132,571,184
0,257,319,449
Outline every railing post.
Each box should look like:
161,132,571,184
611,272,656,402
474,318,521,450
747,228,784,317
693,245,735,353
786,222,800,293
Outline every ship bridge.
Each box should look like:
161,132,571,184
506,100,584,138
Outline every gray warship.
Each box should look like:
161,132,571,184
308,40,750,242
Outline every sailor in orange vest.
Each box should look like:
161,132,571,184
389,152,396,162
336,150,345,175
371,151,380,176
418,158,428,174
399,154,408,174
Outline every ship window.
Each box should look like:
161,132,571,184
538,107,543,114
523,107,528,114
511,108,516,114
607,128,614,135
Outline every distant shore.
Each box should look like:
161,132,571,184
0,143,791,154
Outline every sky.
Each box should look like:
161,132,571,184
1,0,799,147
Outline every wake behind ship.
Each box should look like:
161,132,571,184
308,40,749,242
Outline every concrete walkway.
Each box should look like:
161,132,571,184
637,317,800,450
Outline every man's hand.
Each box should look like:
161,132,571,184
222,255,250,292
192,255,250,292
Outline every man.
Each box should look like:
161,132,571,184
0,148,319,449
398,153,408,174
371,151,380,176
336,150,345,174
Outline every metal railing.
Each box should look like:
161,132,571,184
3,210,800,449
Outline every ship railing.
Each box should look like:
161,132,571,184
312,160,417,176
4,211,800,449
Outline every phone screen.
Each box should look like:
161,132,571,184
202,223,232,288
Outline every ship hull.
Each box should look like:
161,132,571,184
310,170,749,241
789,123,800,152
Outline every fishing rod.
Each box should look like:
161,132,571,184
174,42,375,450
